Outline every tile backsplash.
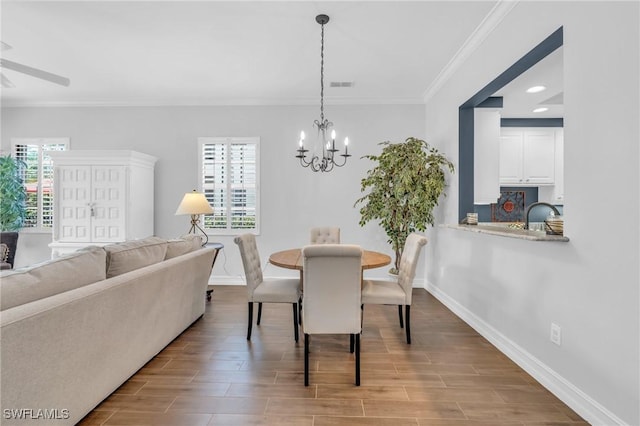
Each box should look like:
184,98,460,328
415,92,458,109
474,187,563,222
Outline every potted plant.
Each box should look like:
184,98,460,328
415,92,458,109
0,155,27,231
354,137,454,274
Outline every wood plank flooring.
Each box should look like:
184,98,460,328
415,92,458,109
79,286,587,425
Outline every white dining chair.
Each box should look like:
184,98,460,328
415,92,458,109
309,227,340,244
302,244,363,386
234,234,302,342
361,233,427,344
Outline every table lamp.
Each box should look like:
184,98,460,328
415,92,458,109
175,190,214,245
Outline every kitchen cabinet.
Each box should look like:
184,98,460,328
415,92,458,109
500,128,557,185
474,109,501,204
538,128,564,203
48,150,157,257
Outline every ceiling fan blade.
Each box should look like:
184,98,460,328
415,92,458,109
1,72,15,88
0,58,70,87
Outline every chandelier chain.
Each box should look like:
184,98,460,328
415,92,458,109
319,21,325,124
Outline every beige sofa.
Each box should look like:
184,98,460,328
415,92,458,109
0,235,217,425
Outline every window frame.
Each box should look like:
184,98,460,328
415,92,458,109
198,136,260,236
11,137,69,233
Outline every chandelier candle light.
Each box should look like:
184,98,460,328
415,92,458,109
296,14,351,173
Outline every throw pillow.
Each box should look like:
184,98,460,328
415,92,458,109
164,234,202,260
0,246,107,311
0,243,8,263
105,236,168,278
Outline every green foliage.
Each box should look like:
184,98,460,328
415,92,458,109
354,137,454,272
0,155,27,231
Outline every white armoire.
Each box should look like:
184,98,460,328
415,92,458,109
48,150,157,257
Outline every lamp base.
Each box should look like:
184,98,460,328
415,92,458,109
188,215,209,246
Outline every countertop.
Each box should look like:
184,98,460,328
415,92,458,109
442,223,570,242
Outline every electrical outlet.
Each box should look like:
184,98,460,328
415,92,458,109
550,323,562,346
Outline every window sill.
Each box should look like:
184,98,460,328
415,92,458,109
206,230,260,237
441,224,569,242
14,229,53,235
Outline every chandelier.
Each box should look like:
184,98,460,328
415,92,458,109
296,14,350,173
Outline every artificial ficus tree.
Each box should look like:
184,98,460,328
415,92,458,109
0,155,27,231
354,137,454,273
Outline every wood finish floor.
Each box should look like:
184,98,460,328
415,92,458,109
79,286,587,426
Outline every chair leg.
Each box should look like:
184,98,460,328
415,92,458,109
247,302,253,340
350,334,354,353
292,303,299,342
405,305,411,344
299,296,302,325
398,305,404,328
257,302,263,325
304,333,310,386
355,333,361,386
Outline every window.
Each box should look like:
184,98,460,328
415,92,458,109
199,137,259,235
12,138,69,232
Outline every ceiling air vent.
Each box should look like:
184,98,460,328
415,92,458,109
330,81,354,88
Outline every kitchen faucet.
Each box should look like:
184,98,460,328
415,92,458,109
524,202,560,230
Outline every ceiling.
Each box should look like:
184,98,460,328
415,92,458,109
0,1,562,116
494,46,564,118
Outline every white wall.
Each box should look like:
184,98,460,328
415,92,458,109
4,2,637,423
424,2,638,425
1,104,429,280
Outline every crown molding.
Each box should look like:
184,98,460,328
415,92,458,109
0,96,426,108
422,0,519,103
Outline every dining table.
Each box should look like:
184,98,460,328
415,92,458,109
269,248,391,272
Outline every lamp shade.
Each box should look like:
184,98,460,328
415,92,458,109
175,190,214,215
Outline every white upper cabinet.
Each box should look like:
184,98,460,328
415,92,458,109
500,128,558,185
499,130,525,183
538,128,564,203
553,128,564,201
474,110,501,204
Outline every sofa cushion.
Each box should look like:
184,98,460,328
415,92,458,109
0,246,107,311
165,234,202,260
105,237,168,278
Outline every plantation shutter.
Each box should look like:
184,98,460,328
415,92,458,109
13,139,67,230
200,137,259,234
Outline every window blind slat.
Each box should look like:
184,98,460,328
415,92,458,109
200,138,258,233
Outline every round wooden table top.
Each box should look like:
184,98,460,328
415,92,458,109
269,248,391,271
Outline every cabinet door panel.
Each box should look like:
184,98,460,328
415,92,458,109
91,166,127,242
57,166,92,242
474,110,501,204
499,131,524,184
523,130,555,184
553,129,564,201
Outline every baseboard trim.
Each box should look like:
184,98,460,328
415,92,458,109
209,276,426,288
208,275,245,286
425,282,626,426
412,278,425,288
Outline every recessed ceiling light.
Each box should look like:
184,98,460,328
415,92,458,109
533,107,548,113
526,85,547,93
